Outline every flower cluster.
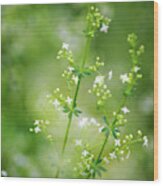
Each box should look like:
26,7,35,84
85,6,111,38
29,119,50,134
112,106,129,127
74,146,95,178
88,75,112,107
74,144,107,178
88,56,105,73
56,43,74,65
62,66,79,86
102,130,148,166
75,130,148,178
120,33,145,96
78,117,100,129
29,119,54,142
47,88,82,118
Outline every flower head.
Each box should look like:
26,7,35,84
34,126,41,134
75,139,82,146
134,66,140,73
108,70,112,80
94,76,105,85
34,120,39,125
78,117,88,128
62,42,69,50
143,136,148,147
121,106,130,114
120,73,129,84
109,151,117,159
53,99,60,108
100,23,109,33
82,150,89,157
72,75,79,85
66,96,73,105
115,139,121,147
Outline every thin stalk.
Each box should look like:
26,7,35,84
55,37,92,178
92,95,127,179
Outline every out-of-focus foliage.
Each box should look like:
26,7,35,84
1,2,154,180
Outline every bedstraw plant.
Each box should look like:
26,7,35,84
30,6,147,179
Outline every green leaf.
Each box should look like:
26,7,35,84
102,127,109,137
98,166,107,172
103,116,109,125
112,127,120,139
63,106,70,113
96,158,102,164
74,108,82,117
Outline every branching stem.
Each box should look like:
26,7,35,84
55,37,92,178
92,95,127,179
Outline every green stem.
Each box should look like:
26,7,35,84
97,134,109,162
92,95,127,179
55,37,92,178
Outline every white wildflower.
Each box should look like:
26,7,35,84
108,70,112,80
75,139,82,146
34,126,41,134
62,42,69,50
114,139,121,147
78,117,88,128
34,120,39,125
103,157,110,164
94,76,105,85
90,118,98,126
68,66,74,72
143,136,148,147
82,150,89,157
53,99,60,108
134,66,140,73
72,75,78,85
100,23,109,33
121,106,130,114
66,96,73,105
120,73,129,84
109,151,117,159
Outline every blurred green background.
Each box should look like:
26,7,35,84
1,2,154,180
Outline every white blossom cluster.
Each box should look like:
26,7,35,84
47,88,73,111
74,146,96,178
29,119,54,142
56,43,74,65
85,6,111,38
29,119,49,134
78,117,100,129
88,75,112,107
62,66,79,86
103,130,148,166
88,57,105,73
120,33,144,96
